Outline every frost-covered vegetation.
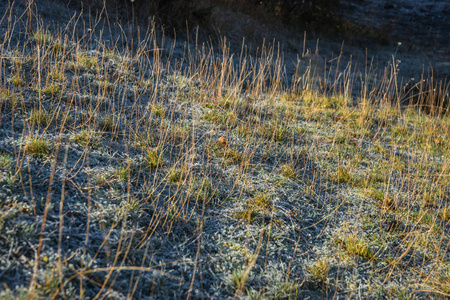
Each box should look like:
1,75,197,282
0,1,449,299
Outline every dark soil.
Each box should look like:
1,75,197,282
338,0,449,76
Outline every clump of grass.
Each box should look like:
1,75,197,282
366,186,385,202
112,164,132,183
279,91,300,103
0,172,17,187
32,31,53,46
203,109,237,127
338,234,373,259
223,148,243,164
332,130,351,144
169,73,192,89
218,93,243,109
94,165,130,185
93,172,108,186
42,83,61,97
97,114,115,131
270,280,301,299
0,88,13,103
371,144,388,157
366,164,389,184
51,39,66,54
167,168,182,183
248,192,272,212
192,177,215,202
436,266,450,295
233,208,258,223
390,122,410,140
375,106,398,126
169,124,191,142
410,211,435,227
228,269,246,291
95,80,112,90
421,187,444,207
279,163,297,179
439,207,450,221
308,258,330,283
145,148,164,169
303,92,348,109
29,109,49,126
8,74,25,87
25,137,50,157
71,130,102,148
0,154,12,169
49,67,66,82
33,31,65,53
74,53,98,71
148,103,165,117
259,120,291,142
333,166,353,184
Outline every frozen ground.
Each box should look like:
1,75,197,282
0,1,449,299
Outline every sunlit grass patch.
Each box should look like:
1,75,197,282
279,163,297,179
227,268,246,291
248,192,272,212
0,88,15,105
223,148,243,164
145,148,164,169
166,168,183,183
439,207,450,221
337,234,374,259
50,39,66,54
389,121,411,140
366,164,389,184
125,197,145,213
308,257,330,283
409,210,436,227
68,52,99,71
203,108,237,127
148,103,166,117
218,93,244,109
168,73,192,89
49,67,66,82
278,91,301,103
373,105,399,127
303,91,349,109
25,137,50,157
365,186,386,202
258,120,291,142
432,264,450,295
78,53,98,70
8,74,25,87
210,139,243,164
332,165,353,184
111,163,133,183
32,31,53,46
421,186,445,207
42,83,62,97
71,129,102,148
32,31,66,53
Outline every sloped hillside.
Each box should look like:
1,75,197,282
0,1,449,299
